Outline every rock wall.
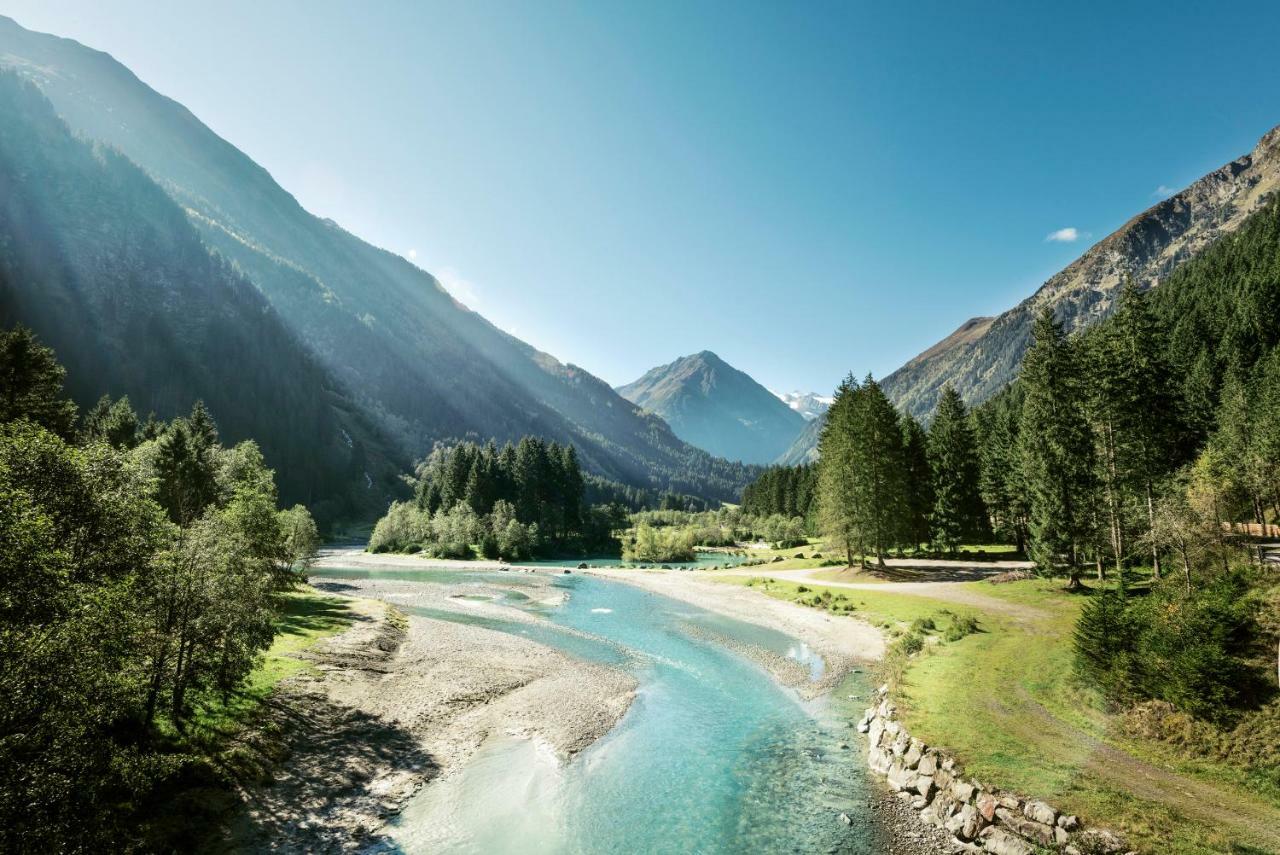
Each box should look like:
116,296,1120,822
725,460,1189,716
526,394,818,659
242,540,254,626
858,688,1133,855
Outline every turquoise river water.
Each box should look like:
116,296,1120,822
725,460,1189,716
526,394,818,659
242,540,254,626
311,566,885,854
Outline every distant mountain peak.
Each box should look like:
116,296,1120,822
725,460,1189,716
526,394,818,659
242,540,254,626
617,353,806,464
772,390,833,421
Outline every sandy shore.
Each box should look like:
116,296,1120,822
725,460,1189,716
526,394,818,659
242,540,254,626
232,586,636,852
589,567,885,661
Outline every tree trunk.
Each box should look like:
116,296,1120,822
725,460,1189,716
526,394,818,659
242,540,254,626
1146,481,1161,579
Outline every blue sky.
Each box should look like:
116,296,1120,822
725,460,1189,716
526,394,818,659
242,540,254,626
5,1,1280,394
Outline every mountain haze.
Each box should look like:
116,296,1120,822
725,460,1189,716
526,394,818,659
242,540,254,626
617,352,807,464
0,72,402,522
0,16,753,503
881,124,1280,420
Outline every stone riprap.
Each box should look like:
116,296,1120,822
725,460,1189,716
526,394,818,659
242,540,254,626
859,687,1133,855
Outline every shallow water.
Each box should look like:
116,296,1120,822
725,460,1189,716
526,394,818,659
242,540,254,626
310,567,884,853
528,550,748,570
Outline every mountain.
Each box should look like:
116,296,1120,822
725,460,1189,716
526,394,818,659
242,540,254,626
775,416,824,465
774,390,833,421
0,16,754,504
881,124,1280,420
0,72,401,524
616,352,807,464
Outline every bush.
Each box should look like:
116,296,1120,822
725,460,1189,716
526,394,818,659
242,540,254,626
900,632,925,655
1074,573,1266,721
909,616,936,634
944,615,980,642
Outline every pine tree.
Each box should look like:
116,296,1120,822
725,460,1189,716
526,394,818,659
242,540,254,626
927,387,985,553
848,375,907,565
1018,309,1097,587
1086,282,1181,576
0,325,78,439
817,376,863,567
900,415,933,552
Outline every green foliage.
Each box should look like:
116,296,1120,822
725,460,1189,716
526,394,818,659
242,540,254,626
1074,574,1266,721
817,374,909,566
740,463,818,521
900,414,934,550
943,614,980,642
0,325,78,439
622,521,696,562
910,616,937,634
373,437,612,559
927,387,987,552
1018,309,1097,583
0,333,319,847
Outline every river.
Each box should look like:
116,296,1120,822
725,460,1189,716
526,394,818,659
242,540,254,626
310,566,885,854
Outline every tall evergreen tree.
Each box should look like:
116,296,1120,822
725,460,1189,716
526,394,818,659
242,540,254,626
817,376,863,567
1085,282,1181,576
1018,309,1097,587
0,326,78,439
900,415,933,552
927,387,986,553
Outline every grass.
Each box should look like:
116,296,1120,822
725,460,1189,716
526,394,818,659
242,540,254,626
187,587,361,739
720,573,956,628
718,565,1280,854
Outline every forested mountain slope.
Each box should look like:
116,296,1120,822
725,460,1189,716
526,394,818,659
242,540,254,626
0,15,752,502
617,351,807,464
882,123,1280,419
0,73,399,523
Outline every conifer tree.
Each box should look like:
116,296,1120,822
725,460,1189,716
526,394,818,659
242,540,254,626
0,325,78,439
927,387,985,553
817,376,863,566
850,375,907,565
1018,309,1097,587
900,415,933,552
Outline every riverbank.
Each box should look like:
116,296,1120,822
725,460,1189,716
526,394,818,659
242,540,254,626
587,566,885,696
303,549,965,852
230,584,636,851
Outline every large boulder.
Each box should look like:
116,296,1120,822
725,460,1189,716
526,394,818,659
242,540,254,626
887,759,913,792
1023,800,1058,826
945,804,984,841
950,780,976,803
980,827,1035,855
976,791,998,822
903,738,925,768
995,808,1055,846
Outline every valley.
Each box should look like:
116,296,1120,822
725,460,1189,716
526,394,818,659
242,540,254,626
0,8,1278,855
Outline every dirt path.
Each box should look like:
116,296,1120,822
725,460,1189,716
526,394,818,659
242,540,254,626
712,566,1050,623
1007,691,1280,852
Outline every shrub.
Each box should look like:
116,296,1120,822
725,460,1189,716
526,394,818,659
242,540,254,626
1074,572,1265,721
944,615,979,642
909,616,936,634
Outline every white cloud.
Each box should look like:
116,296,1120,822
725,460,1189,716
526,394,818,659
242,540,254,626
436,267,481,309
1153,185,1176,198
407,248,418,260
1045,227,1080,243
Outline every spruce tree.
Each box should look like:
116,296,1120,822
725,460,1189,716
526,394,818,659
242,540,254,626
817,376,862,566
847,375,907,565
0,325,78,439
1018,309,1097,587
900,415,933,552
927,387,985,553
